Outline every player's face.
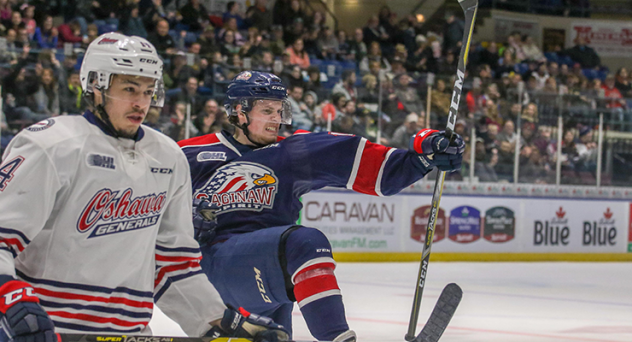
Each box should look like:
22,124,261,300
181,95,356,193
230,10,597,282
239,100,283,145
100,75,156,139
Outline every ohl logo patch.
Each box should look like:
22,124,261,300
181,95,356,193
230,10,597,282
194,162,278,215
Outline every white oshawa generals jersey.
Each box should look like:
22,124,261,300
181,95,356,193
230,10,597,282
0,111,225,335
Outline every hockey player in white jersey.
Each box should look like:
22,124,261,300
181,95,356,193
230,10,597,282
0,33,287,342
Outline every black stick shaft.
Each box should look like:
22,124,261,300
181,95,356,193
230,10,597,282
404,1,478,340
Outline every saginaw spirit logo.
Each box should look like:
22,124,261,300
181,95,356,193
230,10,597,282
194,162,278,214
77,188,167,238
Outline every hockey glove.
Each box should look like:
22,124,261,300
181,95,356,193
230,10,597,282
0,276,56,342
410,129,465,173
206,306,289,342
192,198,218,245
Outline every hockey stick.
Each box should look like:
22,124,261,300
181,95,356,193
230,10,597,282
405,0,478,341
57,334,321,342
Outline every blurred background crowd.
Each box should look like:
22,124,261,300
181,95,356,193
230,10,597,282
0,0,630,186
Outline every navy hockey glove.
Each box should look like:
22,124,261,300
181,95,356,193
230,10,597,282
411,129,465,172
206,306,289,342
192,198,218,245
0,277,56,342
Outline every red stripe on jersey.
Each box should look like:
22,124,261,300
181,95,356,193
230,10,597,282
293,130,311,135
35,288,153,309
47,310,149,328
218,176,244,193
155,254,202,263
0,238,25,252
412,129,438,154
352,141,390,196
296,262,336,277
154,261,200,287
293,272,340,303
178,133,221,148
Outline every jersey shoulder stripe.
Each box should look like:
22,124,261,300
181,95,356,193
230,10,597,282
178,133,221,148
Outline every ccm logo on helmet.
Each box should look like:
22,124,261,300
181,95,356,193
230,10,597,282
139,58,159,64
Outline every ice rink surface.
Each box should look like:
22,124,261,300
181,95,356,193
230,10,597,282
150,262,632,342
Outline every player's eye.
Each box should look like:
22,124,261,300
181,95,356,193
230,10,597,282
252,173,262,179
144,90,154,96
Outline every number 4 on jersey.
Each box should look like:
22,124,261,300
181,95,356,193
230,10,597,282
0,156,25,191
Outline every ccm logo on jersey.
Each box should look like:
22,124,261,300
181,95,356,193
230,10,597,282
77,188,167,238
194,162,278,215
151,167,173,174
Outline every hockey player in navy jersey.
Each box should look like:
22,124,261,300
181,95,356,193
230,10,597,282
179,71,464,342
0,35,287,342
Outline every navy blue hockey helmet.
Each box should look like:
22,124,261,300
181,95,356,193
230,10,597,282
224,71,292,125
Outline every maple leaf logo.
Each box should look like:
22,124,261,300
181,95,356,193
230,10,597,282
604,208,613,220
555,207,566,219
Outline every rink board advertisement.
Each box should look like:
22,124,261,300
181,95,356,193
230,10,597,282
569,21,632,57
300,191,630,254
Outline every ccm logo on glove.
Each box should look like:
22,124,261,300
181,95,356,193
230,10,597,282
0,281,39,313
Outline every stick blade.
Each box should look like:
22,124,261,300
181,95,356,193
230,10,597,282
414,283,463,342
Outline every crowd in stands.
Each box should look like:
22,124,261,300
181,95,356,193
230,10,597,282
0,0,628,185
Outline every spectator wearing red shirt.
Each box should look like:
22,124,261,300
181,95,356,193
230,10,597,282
602,73,631,131
58,20,85,47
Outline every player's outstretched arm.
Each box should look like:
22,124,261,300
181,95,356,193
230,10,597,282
0,275,57,342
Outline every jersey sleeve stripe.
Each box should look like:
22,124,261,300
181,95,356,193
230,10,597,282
345,138,367,190
35,287,153,308
52,321,142,333
47,310,149,328
154,269,204,301
297,289,342,308
0,227,31,244
0,237,25,252
375,148,396,197
40,300,153,319
154,261,201,288
155,245,201,254
291,257,336,283
0,247,16,258
17,271,153,298
350,141,391,196
155,254,202,263
177,133,221,148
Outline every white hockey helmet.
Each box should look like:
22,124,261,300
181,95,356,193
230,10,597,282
80,32,165,107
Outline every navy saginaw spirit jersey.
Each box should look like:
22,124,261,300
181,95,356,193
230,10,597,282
0,112,225,335
178,130,433,242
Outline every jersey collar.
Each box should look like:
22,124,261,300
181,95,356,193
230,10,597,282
222,130,256,154
83,110,145,142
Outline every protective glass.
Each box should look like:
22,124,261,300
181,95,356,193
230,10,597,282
243,98,293,125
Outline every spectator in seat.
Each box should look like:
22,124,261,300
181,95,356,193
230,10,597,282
246,0,273,32
443,11,464,53
253,49,275,73
285,38,310,69
320,92,348,124
474,138,499,182
171,76,205,116
148,19,176,55
83,24,99,48
32,67,60,117
497,120,517,144
359,41,391,74
59,70,85,116
164,101,199,141
389,113,419,149
332,70,358,102
317,25,339,60
120,4,148,38
33,15,58,49
22,5,36,39
269,25,286,56
363,15,390,48
495,140,515,181
563,36,601,69
615,67,632,97
521,35,545,63
348,28,367,63
281,64,305,89
58,20,85,47
194,99,227,136
223,1,246,30
0,0,11,23
197,26,219,59
220,30,241,56
287,85,313,131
